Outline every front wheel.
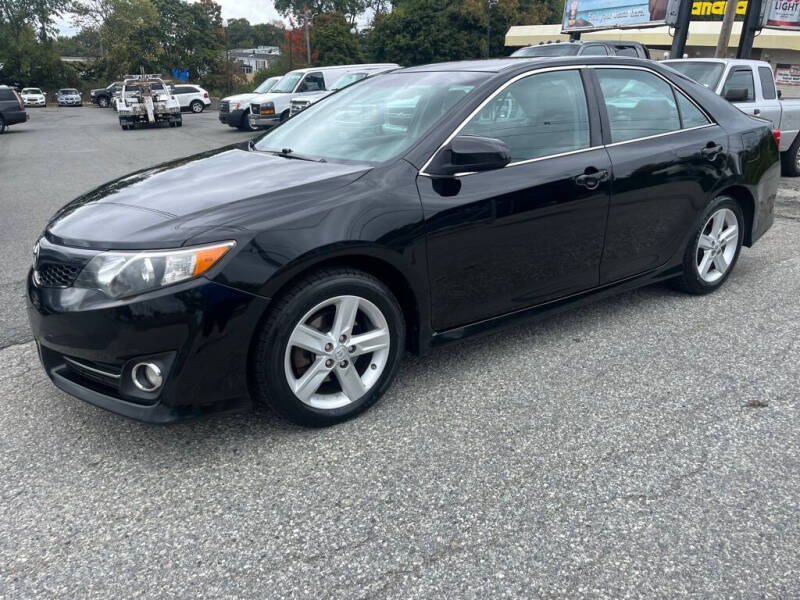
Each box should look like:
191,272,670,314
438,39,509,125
673,195,743,294
238,112,255,131
252,269,405,426
190,100,204,113
98,97,109,108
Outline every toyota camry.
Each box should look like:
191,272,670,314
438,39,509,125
27,57,778,426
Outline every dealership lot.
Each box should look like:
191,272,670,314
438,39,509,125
1,107,800,597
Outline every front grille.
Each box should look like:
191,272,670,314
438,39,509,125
219,100,229,113
36,263,81,287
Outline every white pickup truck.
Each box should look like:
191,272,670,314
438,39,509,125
665,58,800,175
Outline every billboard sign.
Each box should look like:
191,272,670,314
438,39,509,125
562,0,670,32
765,0,800,29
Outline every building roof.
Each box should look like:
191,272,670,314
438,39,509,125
505,22,800,51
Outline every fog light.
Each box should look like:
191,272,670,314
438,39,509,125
131,362,163,392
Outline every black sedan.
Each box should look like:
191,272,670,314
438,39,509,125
27,57,779,426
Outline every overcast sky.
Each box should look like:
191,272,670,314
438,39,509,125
56,0,287,37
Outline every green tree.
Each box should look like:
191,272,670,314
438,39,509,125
152,0,222,77
310,12,360,65
94,0,161,77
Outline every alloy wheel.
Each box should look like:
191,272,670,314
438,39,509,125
283,295,391,410
795,145,800,171
695,207,738,283
191,101,203,113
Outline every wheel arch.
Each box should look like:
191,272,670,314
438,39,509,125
254,250,426,356
719,185,756,246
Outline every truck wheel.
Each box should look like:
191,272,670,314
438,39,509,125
98,97,109,108
239,113,256,131
781,134,800,177
190,100,204,113
0,116,5,134
176,117,182,127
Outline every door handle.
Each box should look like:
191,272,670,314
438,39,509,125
701,143,723,160
574,168,609,190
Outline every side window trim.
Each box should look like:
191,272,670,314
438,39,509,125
419,66,605,176
586,64,716,147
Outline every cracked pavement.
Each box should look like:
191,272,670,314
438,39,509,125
1,107,799,598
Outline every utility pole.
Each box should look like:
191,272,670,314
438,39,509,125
304,5,311,65
736,0,762,58
670,0,692,58
715,0,738,57
486,0,491,58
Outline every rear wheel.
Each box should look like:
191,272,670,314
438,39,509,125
252,269,405,426
175,116,182,127
781,133,800,177
190,100,204,113
673,195,743,294
0,116,5,134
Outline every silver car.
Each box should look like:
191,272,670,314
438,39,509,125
56,88,82,106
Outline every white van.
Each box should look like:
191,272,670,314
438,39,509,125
248,63,399,129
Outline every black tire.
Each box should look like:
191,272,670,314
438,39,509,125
781,134,800,177
176,117,182,127
98,96,109,108
252,268,405,426
672,195,744,295
0,116,5,134
190,100,204,113
238,112,255,131
280,109,290,123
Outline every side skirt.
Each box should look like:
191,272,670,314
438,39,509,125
428,264,683,347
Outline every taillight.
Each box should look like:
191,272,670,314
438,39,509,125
773,130,781,147
15,92,23,110
203,92,208,98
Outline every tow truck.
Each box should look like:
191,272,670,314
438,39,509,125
117,74,182,130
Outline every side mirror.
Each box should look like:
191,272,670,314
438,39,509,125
724,87,749,102
427,135,512,177
778,89,783,99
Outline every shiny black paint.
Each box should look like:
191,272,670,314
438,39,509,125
28,57,779,422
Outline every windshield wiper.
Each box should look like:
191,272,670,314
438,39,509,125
264,148,326,163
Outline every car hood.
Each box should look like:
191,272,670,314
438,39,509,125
46,144,371,250
222,92,261,105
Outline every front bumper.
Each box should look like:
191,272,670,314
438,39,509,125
249,113,280,129
27,272,270,423
24,99,45,106
218,107,246,126
58,99,82,106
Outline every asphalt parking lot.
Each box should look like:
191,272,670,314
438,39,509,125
1,106,799,598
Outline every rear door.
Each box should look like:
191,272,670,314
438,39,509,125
592,66,728,283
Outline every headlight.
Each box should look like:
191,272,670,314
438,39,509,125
260,102,275,116
74,241,235,299
231,102,240,110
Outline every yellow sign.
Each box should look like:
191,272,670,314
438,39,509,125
691,0,748,16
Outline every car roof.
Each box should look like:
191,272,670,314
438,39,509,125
664,58,766,67
288,63,399,75
398,55,651,74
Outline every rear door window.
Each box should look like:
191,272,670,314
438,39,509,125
758,66,777,100
596,68,681,143
580,45,608,56
0,89,15,101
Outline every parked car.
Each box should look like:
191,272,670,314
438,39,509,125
511,39,649,58
248,63,400,129
27,57,778,426
289,65,400,116
218,76,282,131
56,88,82,106
0,85,28,133
89,82,122,108
170,84,211,113
664,58,800,175
117,75,181,129
21,87,46,107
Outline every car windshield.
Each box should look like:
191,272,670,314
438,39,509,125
254,71,488,164
60,89,78,94
271,73,303,93
331,73,367,90
254,77,279,94
665,61,725,89
511,44,580,57
23,88,42,94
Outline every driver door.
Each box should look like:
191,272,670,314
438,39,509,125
418,68,612,331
